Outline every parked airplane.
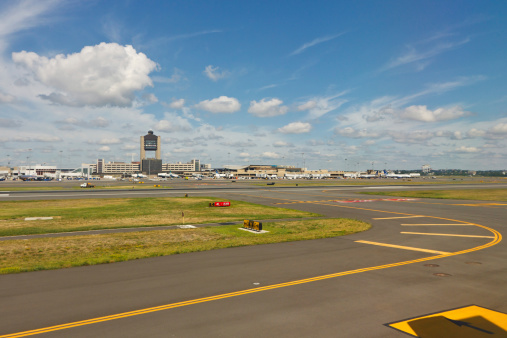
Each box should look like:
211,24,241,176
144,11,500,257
157,172,179,178
132,173,148,178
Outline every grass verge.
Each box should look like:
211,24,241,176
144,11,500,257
0,218,370,274
0,197,319,236
360,188,507,201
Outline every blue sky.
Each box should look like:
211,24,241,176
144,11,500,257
1,0,507,170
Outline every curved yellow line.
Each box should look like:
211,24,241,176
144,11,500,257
1,203,501,337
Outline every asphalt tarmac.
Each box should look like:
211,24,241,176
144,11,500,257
0,180,506,337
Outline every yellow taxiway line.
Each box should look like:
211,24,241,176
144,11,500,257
401,223,474,226
401,232,495,239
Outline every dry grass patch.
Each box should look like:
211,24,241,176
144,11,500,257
0,218,370,274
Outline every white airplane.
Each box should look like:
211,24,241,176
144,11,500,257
386,173,411,179
132,173,148,178
158,172,179,178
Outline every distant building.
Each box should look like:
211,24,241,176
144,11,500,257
422,164,431,173
140,130,162,175
89,161,140,175
162,159,200,173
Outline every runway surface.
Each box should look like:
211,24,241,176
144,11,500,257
0,181,506,337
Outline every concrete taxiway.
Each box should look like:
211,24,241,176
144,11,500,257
0,181,506,337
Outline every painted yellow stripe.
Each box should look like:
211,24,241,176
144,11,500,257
401,232,495,239
355,240,450,254
373,216,425,220
401,223,473,226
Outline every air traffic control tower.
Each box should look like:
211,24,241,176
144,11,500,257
140,130,162,175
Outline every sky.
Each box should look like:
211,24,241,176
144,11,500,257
1,0,507,171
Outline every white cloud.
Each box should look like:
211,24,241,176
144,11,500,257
490,123,507,134
389,130,435,144
336,127,382,139
467,128,486,138
273,141,293,147
298,92,348,120
203,65,229,81
262,151,280,159
278,121,312,134
195,96,240,113
400,105,470,122
169,98,185,109
455,146,480,153
239,152,250,158
297,100,317,111
98,146,110,152
155,113,192,132
12,42,158,107
248,98,288,117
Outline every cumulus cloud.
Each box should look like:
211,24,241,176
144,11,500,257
98,146,111,152
278,121,312,134
490,123,507,134
169,98,185,109
248,98,288,117
467,128,486,138
400,105,470,122
155,114,192,132
195,96,240,113
262,151,280,159
12,42,158,107
203,65,229,81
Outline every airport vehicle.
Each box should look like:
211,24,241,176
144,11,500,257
80,182,95,188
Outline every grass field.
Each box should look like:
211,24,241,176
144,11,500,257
0,197,320,236
0,218,370,274
360,188,507,201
